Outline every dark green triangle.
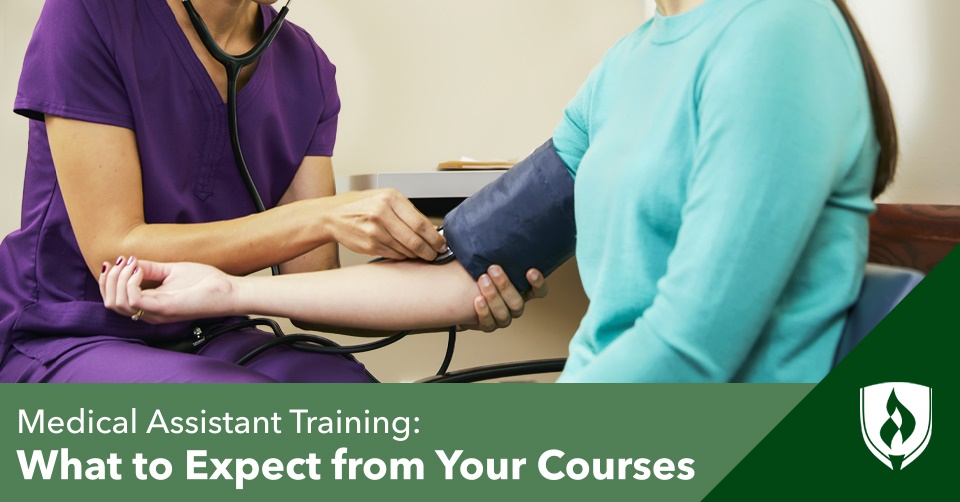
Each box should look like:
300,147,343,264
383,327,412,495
704,246,959,500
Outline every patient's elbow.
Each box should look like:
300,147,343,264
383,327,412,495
290,318,315,332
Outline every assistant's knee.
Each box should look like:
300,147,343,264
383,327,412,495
244,350,374,383
161,359,278,383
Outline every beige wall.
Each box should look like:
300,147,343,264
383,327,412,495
1,1,958,381
848,0,960,204
1,1,37,228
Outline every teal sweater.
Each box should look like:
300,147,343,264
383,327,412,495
554,0,878,383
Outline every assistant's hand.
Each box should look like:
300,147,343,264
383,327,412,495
467,266,549,333
99,256,239,324
320,189,447,262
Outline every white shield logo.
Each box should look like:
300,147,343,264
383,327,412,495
860,382,933,470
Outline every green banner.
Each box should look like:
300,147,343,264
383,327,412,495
2,384,809,500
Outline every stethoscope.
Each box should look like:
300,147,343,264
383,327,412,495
182,0,290,276
180,0,457,377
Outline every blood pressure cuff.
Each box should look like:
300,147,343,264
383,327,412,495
443,139,577,294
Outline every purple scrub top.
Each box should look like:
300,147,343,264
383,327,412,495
0,0,340,365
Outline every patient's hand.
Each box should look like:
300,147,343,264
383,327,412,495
468,266,548,333
100,257,238,324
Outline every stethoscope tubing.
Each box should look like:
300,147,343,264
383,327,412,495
182,0,292,276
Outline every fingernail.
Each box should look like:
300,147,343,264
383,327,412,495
133,267,140,274
439,245,449,253
477,298,487,308
531,271,541,281
102,263,107,273
490,267,502,278
127,257,136,267
480,276,491,287
116,257,124,266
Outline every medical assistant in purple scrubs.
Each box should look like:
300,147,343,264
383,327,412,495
0,0,380,382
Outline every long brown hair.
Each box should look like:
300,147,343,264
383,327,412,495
832,0,898,198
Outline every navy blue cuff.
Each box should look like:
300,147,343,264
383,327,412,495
443,139,577,294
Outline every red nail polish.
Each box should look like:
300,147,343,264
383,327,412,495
116,257,124,265
134,267,140,274
102,264,107,273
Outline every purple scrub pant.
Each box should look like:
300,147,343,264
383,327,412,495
0,329,375,383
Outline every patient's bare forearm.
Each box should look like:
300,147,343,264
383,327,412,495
236,260,481,330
